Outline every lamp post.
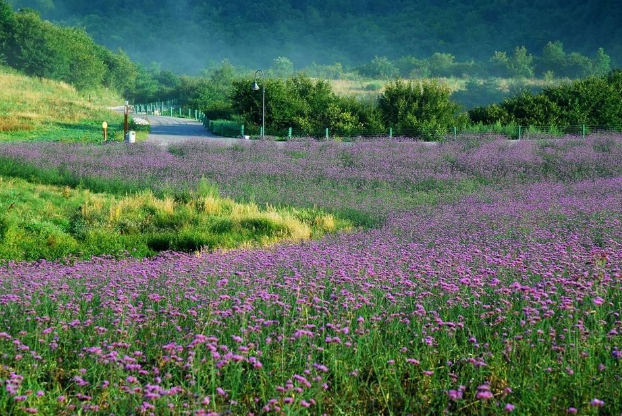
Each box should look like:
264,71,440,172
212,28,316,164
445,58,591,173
252,70,265,138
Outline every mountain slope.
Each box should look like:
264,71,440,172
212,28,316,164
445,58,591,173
7,0,622,72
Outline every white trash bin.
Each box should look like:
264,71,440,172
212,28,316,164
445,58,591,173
126,131,136,143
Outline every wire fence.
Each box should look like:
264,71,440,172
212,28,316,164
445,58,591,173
203,120,622,141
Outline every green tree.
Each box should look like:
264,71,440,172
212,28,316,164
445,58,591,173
359,56,399,79
378,80,467,139
541,41,566,76
101,48,138,95
490,51,510,77
271,56,294,78
0,0,15,54
428,53,456,77
592,48,610,77
508,46,534,78
469,70,622,126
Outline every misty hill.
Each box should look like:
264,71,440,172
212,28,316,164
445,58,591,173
7,0,622,73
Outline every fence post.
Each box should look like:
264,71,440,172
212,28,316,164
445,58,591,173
582,124,586,139
389,127,393,138
288,127,292,138
179,108,181,117
325,128,329,140
453,126,457,140
170,107,172,117
240,125,244,137
518,125,522,140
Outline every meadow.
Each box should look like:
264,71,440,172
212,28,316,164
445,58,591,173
0,66,148,143
0,136,621,414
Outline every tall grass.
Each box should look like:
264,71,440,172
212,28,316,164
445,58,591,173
0,66,127,142
0,176,347,261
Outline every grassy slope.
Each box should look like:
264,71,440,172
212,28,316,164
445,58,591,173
0,66,146,142
0,176,347,261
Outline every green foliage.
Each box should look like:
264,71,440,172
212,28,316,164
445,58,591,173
491,46,535,78
0,3,140,94
540,41,609,78
428,53,456,77
358,56,399,79
451,78,543,110
0,176,347,261
271,56,294,78
469,70,622,126
230,73,380,135
378,80,467,139
13,0,621,75
0,0,15,53
593,48,611,77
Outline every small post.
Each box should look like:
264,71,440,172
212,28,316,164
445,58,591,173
288,127,292,138
170,107,173,117
188,108,191,118
102,121,108,142
195,109,198,120
582,124,586,139
240,125,245,137
123,101,129,140
179,107,182,117
389,127,393,138
518,125,522,140
453,126,457,140
325,128,329,140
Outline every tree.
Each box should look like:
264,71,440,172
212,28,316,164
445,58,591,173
101,48,138,95
508,46,534,78
428,53,456,77
0,0,15,53
378,80,467,139
359,56,399,79
271,56,294,78
541,41,566,76
469,71,622,126
490,51,510,77
592,48,611,77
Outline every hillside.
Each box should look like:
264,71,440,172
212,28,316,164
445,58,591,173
9,0,622,72
0,66,130,142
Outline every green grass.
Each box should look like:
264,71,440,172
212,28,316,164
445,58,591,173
0,66,149,143
0,176,349,261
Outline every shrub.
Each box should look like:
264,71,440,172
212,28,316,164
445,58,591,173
378,79,468,139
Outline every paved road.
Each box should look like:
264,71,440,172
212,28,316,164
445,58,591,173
142,115,239,146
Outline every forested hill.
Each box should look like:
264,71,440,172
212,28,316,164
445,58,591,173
7,0,622,73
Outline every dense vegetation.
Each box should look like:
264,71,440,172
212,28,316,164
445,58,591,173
0,175,343,261
470,70,622,126
0,65,150,142
1,137,621,414
8,0,621,73
0,3,137,91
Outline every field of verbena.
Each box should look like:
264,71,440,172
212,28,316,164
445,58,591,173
1,137,621,414
1,135,621,225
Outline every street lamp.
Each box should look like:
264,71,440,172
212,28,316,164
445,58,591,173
252,70,265,138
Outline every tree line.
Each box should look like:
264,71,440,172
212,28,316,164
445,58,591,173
7,0,622,74
0,2,137,91
152,60,621,138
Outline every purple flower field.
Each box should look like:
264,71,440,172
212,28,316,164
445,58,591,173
1,137,622,414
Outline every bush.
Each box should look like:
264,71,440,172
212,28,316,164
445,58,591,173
469,70,622,126
378,80,468,139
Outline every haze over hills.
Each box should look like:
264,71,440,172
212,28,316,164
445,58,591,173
6,0,622,73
